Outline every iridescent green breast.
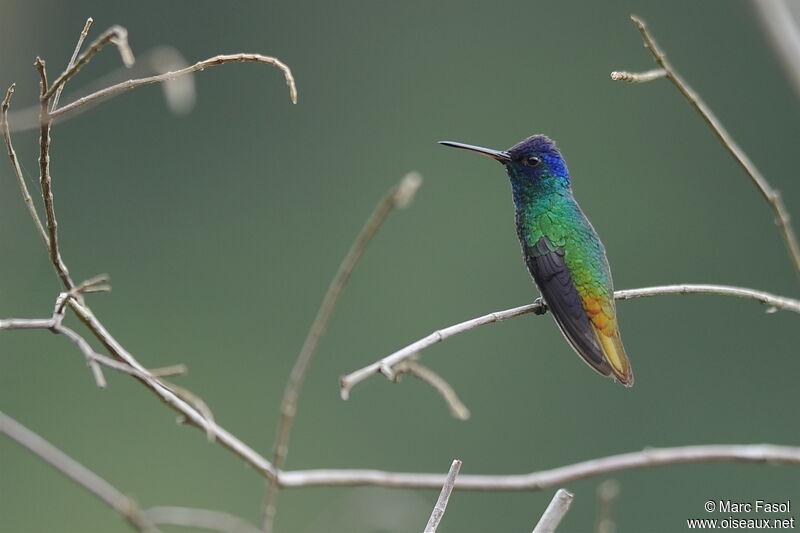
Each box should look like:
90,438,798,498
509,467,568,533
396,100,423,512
516,192,618,333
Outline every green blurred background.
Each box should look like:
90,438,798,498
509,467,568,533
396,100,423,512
1,1,798,531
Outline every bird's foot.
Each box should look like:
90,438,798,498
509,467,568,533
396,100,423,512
533,297,548,315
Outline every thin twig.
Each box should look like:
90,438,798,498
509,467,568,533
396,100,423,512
51,17,94,110
532,489,574,533
148,364,189,378
35,57,75,290
615,15,800,280
145,507,262,533
393,360,471,420
278,444,800,490
1,84,49,246
52,53,298,120
340,283,800,397
45,25,135,102
0,411,158,532
261,171,423,531
424,459,462,533
610,68,665,83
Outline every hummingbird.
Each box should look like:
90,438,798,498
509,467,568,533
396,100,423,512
439,135,633,386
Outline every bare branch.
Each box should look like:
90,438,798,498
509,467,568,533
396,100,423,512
609,68,665,83
51,17,94,110
613,283,800,311
52,53,298,120
393,360,471,420
340,284,800,397
45,25,135,101
532,489,574,533
262,171,423,531
1,84,49,247
340,299,543,400
0,411,158,532
424,459,462,533
278,444,800,490
145,507,262,533
614,15,800,280
36,57,76,290
148,364,189,378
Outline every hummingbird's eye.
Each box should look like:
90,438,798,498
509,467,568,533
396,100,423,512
525,155,542,168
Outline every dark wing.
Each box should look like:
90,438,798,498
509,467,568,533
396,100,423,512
524,236,616,380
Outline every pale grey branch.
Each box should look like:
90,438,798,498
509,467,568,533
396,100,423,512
52,53,298,120
424,459,462,533
532,489,574,533
393,360,471,420
277,444,800,490
340,284,800,397
609,68,665,83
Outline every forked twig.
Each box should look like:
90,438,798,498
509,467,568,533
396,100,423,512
51,17,94,110
45,24,135,101
613,15,800,280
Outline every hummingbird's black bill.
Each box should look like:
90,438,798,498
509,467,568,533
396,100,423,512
439,141,511,162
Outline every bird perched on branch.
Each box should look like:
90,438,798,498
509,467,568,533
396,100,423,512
439,135,633,386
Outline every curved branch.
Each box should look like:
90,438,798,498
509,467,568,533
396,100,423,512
278,444,800,490
52,53,297,120
340,284,800,398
